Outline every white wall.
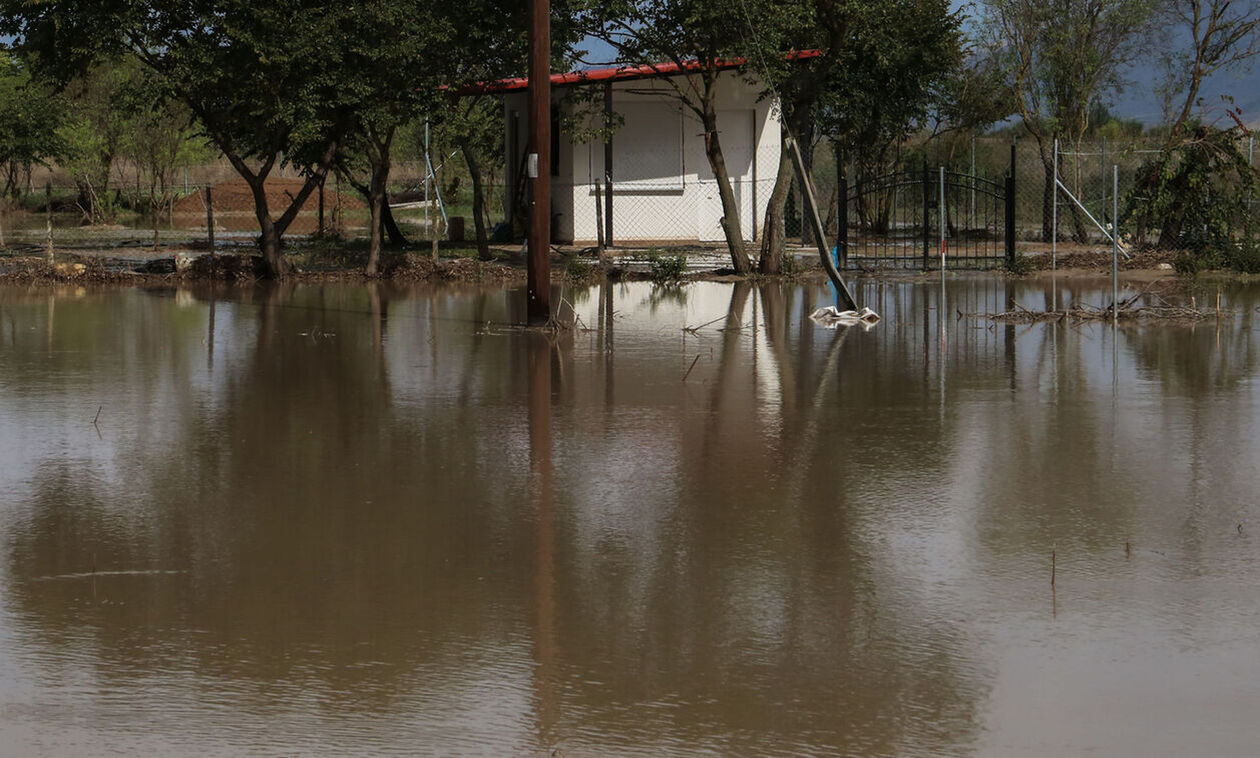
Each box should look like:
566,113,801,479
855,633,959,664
561,76,780,244
504,75,780,245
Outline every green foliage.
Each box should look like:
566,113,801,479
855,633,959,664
565,255,593,280
1173,249,1204,275
1225,238,1260,274
0,52,66,200
647,249,687,281
1124,126,1257,259
980,0,1157,156
813,0,964,166
1005,252,1034,275
779,252,802,276
1087,104,1144,139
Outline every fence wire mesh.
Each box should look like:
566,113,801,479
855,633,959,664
3,135,1256,262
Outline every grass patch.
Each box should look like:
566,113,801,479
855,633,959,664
647,249,687,282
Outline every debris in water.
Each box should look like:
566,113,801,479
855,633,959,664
809,306,880,329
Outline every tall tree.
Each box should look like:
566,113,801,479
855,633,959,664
754,0,963,272
1159,0,1260,139
981,0,1157,241
0,51,66,202
331,1,457,275
1122,0,1260,253
56,60,142,223
584,0,795,274
1,2,386,276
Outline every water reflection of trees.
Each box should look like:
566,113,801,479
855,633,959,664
15,277,1260,754
4,279,995,755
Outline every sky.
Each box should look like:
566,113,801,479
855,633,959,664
579,4,1260,129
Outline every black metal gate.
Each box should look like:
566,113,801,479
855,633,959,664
838,146,1015,270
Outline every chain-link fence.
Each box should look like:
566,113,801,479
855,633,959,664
789,134,1260,253
6,135,1256,260
0,159,496,255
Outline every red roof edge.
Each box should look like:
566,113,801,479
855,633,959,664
455,49,820,96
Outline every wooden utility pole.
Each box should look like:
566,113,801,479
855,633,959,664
527,0,551,324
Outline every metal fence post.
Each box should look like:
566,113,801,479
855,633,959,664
970,135,977,230
1052,138,1058,269
1005,144,1016,268
594,178,605,254
838,175,848,268
1112,165,1119,324
922,159,931,270
205,186,215,258
45,181,53,263
1101,136,1107,221
939,165,946,269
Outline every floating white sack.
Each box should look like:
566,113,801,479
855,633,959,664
809,305,881,329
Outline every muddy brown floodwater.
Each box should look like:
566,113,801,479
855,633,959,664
0,276,1258,756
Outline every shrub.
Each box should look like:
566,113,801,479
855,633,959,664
1124,125,1257,269
565,255,592,280
647,250,687,281
1173,250,1204,276
1225,238,1260,274
1005,253,1033,276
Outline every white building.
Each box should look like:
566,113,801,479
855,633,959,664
493,62,782,245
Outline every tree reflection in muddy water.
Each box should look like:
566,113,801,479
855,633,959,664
1,276,1259,755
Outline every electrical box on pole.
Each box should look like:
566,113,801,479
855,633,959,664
526,0,551,325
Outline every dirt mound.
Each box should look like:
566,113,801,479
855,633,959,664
389,254,523,283
1038,247,1176,271
0,257,138,283
173,178,365,215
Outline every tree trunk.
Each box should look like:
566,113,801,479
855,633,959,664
243,172,309,278
219,139,335,279
348,176,405,248
759,123,795,274
243,175,287,277
701,101,752,274
258,215,287,277
365,130,394,277
381,204,406,246
460,138,492,261
1039,147,1055,242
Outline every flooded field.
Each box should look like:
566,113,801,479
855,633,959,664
0,276,1258,756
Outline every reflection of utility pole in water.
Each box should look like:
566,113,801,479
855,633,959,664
367,283,391,398
527,333,557,750
938,274,946,419
46,294,54,353
1004,280,1016,391
207,297,216,372
599,281,615,408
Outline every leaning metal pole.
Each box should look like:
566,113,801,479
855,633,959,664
526,0,551,324
786,134,858,312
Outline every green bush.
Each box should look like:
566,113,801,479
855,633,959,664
1005,253,1033,276
647,250,687,281
1173,250,1204,276
1225,238,1260,274
565,255,592,280
1124,126,1257,268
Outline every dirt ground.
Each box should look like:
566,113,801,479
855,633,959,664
172,178,365,215
0,238,1220,287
